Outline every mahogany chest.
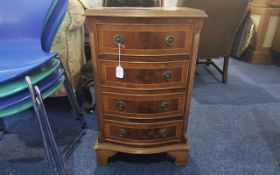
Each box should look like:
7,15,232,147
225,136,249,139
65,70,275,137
85,7,207,166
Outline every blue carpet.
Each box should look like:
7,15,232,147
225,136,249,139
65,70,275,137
1,58,280,175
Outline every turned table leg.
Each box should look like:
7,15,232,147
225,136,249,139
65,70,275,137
96,149,117,166
167,150,189,167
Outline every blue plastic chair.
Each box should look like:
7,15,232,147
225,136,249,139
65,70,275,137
0,75,65,118
41,0,86,127
0,0,86,174
0,0,56,83
0,0,86,125
0,67,64,111
0,0,85,124
0,58,61,98
42,0,68,52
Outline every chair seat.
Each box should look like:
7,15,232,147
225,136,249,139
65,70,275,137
0,58,60,98
0,68,64,110
0,76,65,118
0,42,58,83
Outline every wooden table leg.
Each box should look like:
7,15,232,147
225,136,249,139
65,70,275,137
167,150,189,167
223,55,230,84
206,58,212,66
96,149,117,166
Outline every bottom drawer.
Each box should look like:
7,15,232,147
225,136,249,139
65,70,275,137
104,120,182,145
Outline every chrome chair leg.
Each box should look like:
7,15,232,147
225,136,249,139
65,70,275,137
63,74,87,128
26,77,67,175
35,83,86,162
35,84,86,171
60,61,87,128
61,129,86,160
34,86,67,175
0,118,6,134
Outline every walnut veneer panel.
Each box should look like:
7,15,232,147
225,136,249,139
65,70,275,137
99,60,190,90
97,24,193,56
101,92,185,119
104,120,182,145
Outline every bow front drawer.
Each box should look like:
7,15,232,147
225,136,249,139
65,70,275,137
102,92,185,119
99,60,190,90
96,24,193,56
104,120,182,145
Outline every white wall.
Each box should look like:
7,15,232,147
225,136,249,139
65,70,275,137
80,0,102,8
164,0,177,7
91,0,102,7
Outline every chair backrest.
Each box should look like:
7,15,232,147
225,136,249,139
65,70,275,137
41,0,69,52
103,0,163,7
43,0,59,31
0,0,53,43
177,0,249,58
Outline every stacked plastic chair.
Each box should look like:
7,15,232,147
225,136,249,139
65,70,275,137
0,0,86,174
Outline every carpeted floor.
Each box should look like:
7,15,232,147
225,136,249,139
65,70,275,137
0,58,280,175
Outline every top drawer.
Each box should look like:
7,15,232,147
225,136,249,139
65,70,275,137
96,24,193,56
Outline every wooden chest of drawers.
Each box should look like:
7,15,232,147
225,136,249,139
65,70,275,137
85,7,207,166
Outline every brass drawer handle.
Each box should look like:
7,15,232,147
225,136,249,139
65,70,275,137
159,129,168,138
116,100,126,111
114,34,124,44
165,35,175,46
118,128,127,138
163,71,172,81
161,101,169,111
